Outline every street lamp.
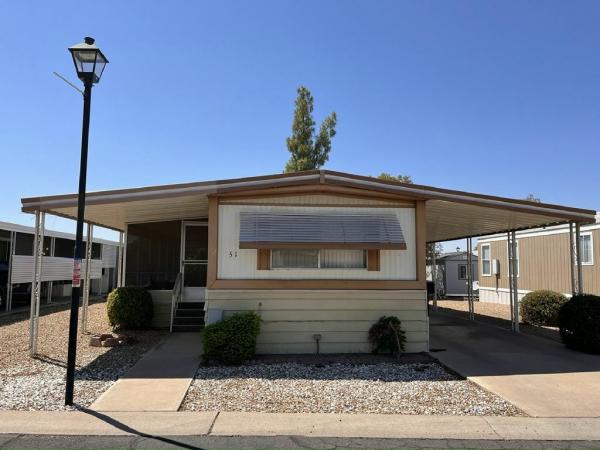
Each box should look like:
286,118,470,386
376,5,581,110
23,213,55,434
64,37,108,406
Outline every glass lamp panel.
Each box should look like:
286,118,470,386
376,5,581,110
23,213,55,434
72,50,98,74
93,52,107,81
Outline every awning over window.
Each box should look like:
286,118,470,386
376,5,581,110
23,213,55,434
239,212,407,250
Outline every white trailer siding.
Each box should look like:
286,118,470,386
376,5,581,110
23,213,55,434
10,255,103,284
217,204,416,280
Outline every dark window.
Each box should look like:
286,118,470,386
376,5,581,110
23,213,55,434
0,229,10,240
54,238,74,258
15,233,34,256
125,221,181,290
91,242,102,259
43,236,51,256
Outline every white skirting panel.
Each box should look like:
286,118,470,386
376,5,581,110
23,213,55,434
478,287,530,305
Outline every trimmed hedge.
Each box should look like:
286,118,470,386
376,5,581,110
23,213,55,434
203,312,261,365
520,290,568,327
106,287,154,330
368,316,406,355
558,294,600,354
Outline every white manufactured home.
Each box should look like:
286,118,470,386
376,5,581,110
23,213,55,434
21,170,596,353
0,221,119,312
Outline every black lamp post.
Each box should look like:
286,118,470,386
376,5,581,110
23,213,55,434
65,37,108,406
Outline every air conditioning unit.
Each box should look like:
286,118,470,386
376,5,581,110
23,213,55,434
492,259,500,275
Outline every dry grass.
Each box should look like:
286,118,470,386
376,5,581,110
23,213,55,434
433,299,513,321
0,301,165,410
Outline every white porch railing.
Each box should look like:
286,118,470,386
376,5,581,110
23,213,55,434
169,272,183,333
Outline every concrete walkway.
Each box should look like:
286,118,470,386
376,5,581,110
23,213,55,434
1,411,600,441
90,333,202,412
429,311,600,417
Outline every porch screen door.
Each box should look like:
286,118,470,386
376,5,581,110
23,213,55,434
181,222,208,300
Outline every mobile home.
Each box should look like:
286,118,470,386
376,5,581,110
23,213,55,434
0,221,119,311
21,170,596,353
478,215,600,304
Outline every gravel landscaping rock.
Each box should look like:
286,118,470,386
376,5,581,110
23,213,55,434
181,361,524,416
0,301,165,410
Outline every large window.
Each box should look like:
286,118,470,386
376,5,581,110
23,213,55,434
481,244,491,276
125,221,181,289
580,233,594,265
271,249,367,269
54,237,74,258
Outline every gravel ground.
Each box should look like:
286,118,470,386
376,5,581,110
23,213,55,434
434,299,513,321
0,301,165,410
181,361,524,416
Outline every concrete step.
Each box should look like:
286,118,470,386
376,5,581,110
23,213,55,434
172,323,204,332
176,308,204,318
173,316,205,326
178,302,205,309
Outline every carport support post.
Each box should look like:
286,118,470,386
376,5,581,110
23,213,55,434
47,237,55,304
467,238,474,320
575,222,583,295
80,223,93,334
569,222,577,296
507,231,515,331
510,231,519,333
29,210,45,356
432,248,438,310
117,231,124,287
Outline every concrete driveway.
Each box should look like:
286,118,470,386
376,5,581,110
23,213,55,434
429,311,600,417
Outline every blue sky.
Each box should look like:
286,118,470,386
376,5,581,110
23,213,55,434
1,1,599,248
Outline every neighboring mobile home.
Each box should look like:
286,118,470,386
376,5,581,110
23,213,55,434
21,170,596,353
436,250,478,298
478,215,600,304
0,221,119,311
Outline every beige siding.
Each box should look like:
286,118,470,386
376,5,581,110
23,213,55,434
217,204,416,280
478,228,600,295
220,194,411,207
206,289,428,354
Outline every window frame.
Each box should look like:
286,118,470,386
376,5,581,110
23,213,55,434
480,243,492,276
270,248,368,270
458,264,467,280
579,232,594,266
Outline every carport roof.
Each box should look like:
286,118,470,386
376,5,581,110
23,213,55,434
21,170,596,242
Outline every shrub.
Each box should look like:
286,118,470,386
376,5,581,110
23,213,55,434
106,287,154,330
558,294,600,354
368,316,406,355
203,312,261,365
520,290,568,327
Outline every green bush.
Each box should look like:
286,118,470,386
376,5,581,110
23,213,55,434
368,316,406,355
106,287,154,330
558,294,600,354
520,290,568,327
203,312,261,365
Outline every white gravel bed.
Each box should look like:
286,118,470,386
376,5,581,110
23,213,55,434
0,302,165,410
181,362,524,416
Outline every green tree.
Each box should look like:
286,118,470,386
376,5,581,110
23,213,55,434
378,172,413,184
285,86,337,173
377,173,441,262
525,193,541,203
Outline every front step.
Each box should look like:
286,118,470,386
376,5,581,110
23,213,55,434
172,301,205,332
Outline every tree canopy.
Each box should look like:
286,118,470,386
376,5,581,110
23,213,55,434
285,86,337,173
377,173,413,184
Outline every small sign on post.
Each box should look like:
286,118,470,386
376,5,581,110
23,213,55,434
72,258,82,288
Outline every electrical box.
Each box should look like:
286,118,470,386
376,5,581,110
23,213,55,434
492,259,500,276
